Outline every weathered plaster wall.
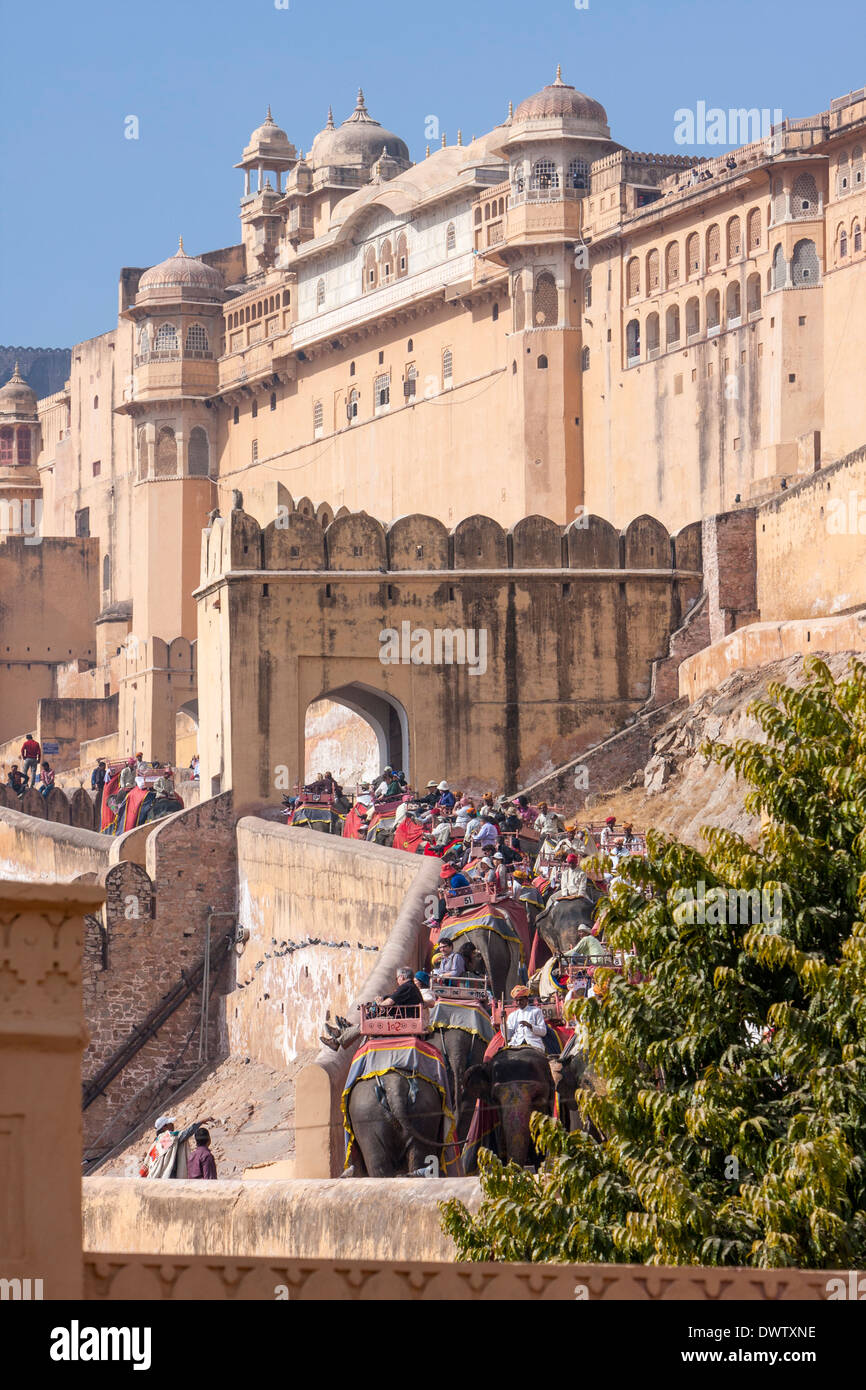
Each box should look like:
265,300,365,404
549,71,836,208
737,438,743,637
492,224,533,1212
82,1176,479,1262
0,803,109,881
679,610,866,703
231,820,439,1068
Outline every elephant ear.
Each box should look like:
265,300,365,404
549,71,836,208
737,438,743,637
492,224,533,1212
463,1063,492,1104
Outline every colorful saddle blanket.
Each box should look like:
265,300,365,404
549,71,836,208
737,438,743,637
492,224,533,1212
427,997,495,1045
440,907,525,962
341,1036,459,1175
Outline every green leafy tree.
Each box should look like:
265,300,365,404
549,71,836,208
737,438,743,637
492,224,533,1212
441,658,866,1266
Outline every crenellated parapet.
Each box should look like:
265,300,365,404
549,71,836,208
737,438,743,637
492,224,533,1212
199,497,703,586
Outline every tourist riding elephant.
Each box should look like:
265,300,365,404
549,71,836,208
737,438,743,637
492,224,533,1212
463,1045,555,1169
345,1071,447,1177
534,881,604,956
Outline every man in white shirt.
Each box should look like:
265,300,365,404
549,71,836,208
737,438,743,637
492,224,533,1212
505,985,547,1053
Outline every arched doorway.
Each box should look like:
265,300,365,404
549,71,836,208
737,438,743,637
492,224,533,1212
304,683,410,785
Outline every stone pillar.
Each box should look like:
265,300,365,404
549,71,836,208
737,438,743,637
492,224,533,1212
0,880,105,1300
701,508,760,644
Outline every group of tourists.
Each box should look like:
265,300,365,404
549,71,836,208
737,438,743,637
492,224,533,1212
5,734,56,800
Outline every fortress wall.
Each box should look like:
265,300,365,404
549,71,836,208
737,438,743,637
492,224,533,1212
679,610,866,703
0,803,108,881
82,1176,479,1263
755,445,866,621
230,820,440,1071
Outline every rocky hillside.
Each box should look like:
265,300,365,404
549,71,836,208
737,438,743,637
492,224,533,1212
587,651,859,847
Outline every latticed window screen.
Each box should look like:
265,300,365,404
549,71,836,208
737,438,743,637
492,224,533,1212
405,365,417,398
748,208,762,250
646,250,660,291
727,217,741,259
626,258,640,299
568,158,588,189
792,173,818,218
0,428,13,465
374,374,390,407
531,159,559,190
316,280,325,308
686,233,700,273
581,346,590,371
138,326,151,356
442,349,453,382
772,244,787,289
188,427,209,475
185,323,209,352
665,242,679,285
836,156,849,197
155,426,177,476
533,272,558,325
446,224,456,251
773,180,787,222
792,239,819,286
313,401,324,432
155,322,178,352
706,224,721,265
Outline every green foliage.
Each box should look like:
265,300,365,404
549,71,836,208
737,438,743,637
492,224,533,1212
441,658,866,1266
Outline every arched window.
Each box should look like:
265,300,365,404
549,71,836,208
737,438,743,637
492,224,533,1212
445,223,456,253
747,208,762,251
706,288,720,329
838,224,848,259
396,232,408,277
772,177,786,224
686,232,700,275
512,272,525,331
626,319,640,361
375,374,390,408
155,426,177,477
665,304,680,346
364,246,377,291
0,427,12,465
853,146,865,186
836,153,849,197
792,172,818,219
379,239,393,282
706,224,720,266
316,279,325,309
581,345,590,371
405,364,418,399
726,281,741,323
772,243,787,290
475,206,482,225
512,164,525,194
102,554,110,591
567,158,589,190
185,322,209,354
726,216,741,260
136,428,148,479
137,325,150,358
533,272,558,326
746,273,761,314
537,354,548,369
531,159,559,191
484,203,490,220
17,429,31,466
646,311,660,353
188,426,209,476
792,238,819,286
313,400,324,435
584,272,592,308
646,249,660,291
93,395,99,409
155,322,178,353
442,348,453,385
686,296,700,338
665,241,679,286
348,388,359,422
854,221,863,253
626,257,640,299
251,398,258,419
270,391,277,411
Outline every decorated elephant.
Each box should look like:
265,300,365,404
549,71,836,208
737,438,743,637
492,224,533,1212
342,1035,459,1178
438,909,523,1000
463,1045,555,1170
427,998,495,1141
534,881,604,956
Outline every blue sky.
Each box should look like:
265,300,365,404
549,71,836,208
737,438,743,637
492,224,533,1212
1,0,863,346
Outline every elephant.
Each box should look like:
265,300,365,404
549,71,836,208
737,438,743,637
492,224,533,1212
428,1022,489,1142
440,915,523,1000
345,1071,447,1177
550,1034,604,1139
534,882,604,956
464,1045,555,1170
